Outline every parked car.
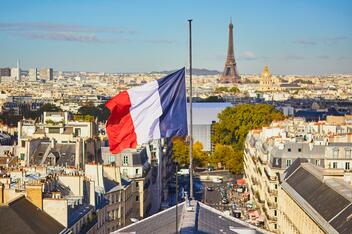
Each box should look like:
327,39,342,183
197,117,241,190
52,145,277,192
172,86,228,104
212,178,223,183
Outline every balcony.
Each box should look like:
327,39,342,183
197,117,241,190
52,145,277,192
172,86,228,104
251,176,258,185
264,168,277,181
262,207,277,222
267,188,278,196
254,191,265,204
258,155,267,165
251,156,258,164
268,201,278,209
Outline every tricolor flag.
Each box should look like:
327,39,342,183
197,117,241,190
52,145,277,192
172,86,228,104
105,68,188,154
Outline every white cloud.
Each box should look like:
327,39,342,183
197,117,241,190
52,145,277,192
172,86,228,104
242,51,256,60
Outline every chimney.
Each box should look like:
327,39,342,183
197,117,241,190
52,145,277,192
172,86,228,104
26,184,43,210
52,191,61,199
75,139,82,169
51,138,56,148
18,121,23,139
89,180,95,207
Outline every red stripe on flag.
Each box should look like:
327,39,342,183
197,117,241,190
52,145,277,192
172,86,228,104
105,91,137,154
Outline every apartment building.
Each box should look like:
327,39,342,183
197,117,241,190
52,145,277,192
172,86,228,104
17,112,100,166
243,117,352,232
279,160,352,234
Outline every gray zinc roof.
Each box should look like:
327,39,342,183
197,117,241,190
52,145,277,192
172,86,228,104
114,201,268,234
283,164,352,234
271,142,325,159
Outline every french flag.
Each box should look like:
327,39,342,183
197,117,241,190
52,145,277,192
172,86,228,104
105,68,188,154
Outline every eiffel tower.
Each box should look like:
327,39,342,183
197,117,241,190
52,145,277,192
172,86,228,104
220,19,240,83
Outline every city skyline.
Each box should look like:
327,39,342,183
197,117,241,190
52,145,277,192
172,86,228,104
0,0,351,75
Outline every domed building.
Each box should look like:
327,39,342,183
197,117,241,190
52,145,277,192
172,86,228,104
259,65,277,91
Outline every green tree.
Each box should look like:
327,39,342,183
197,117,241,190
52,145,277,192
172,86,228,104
193,141,208,167
172,137,189,166
172,138,208,167
78,103,110,123
39,103,62,112
22,103,63,120
229,86,240,95
214,87,229,93
212,104,285,173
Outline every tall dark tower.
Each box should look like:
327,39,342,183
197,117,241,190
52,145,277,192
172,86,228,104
220,19,240,83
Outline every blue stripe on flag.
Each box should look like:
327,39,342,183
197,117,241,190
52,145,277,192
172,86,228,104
157,67,188,138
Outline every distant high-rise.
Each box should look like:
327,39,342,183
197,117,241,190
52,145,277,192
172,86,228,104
39,68,53,80
219,19,240,83
29,68,38,81
16,60,21,81
0,68,11,77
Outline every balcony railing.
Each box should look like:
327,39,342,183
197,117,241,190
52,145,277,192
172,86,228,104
268,201,278,209
264,168,277,181
267,188,278,196
254,191,265,204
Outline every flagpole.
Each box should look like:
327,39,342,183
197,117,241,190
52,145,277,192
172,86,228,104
188,19,194,200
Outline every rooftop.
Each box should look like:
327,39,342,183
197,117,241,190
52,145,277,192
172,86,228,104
114,200,268,234
282,161,352,234
0,196,66,234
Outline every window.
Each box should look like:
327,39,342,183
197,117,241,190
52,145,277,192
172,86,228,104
274,210,277,216
136,168,139,175
298,148,302,152
122,169,128,176
74,128,81,137
333,162,338,169
48,128,60,134
109,155,115,163
123,155,128,165
274,197,277,202
274,158,280,166
288,148,291,152
345,149,351,159
136,195,139,202
21,140,26,147
333,149,339,158
108,211,113,221
20,153,25,160
346,162,350,170
286,159,292,167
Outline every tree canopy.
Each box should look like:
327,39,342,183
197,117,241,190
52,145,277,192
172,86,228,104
78,103,110,123
214,86,240,95
210,144,243,174
211,104,285,173
213,104,285,150
172,137,208,167
22,103,63,120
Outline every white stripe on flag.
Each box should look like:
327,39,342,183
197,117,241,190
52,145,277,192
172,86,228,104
128,80,162,144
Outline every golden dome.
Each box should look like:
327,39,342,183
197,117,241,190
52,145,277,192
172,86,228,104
261,65,271,78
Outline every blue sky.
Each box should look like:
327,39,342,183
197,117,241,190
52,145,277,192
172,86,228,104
0,0,351,75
